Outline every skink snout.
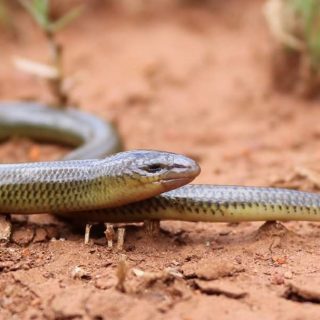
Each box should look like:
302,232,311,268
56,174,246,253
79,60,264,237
159,154,200,190
130,150,200,190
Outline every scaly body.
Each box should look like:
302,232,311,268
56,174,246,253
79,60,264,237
1,102,320,224
0,150,199,213
62,185,320,223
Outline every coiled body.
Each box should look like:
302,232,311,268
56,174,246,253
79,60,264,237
1,102,320,224
0,102,121,160
0,103,200,213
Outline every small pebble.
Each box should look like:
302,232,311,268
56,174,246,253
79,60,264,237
272,256,287,265
0,215,12,242
284,271,293,279
33,228,48,243
71,266,91,280
235,255,242,264
271,272,285,285
12,227,34,245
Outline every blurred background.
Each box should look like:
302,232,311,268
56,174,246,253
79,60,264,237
1,0,320,189
3,2,320,319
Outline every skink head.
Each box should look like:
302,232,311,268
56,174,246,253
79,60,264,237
129,150,200,188
104,150,200,206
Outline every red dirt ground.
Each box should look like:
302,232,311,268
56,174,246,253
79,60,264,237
1,1,320,319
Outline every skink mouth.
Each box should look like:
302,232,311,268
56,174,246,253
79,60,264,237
158,163,201,191
159,176,196,191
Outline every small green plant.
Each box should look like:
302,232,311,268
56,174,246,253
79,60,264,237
292,0,320,68
264,0,320,98
18,0,83,107
19,0,83,34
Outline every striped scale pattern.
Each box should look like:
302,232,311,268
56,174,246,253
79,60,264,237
0,150,199,213
0,159,110,213
63,185,320,223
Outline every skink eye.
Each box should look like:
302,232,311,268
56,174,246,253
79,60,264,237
144,163,164,173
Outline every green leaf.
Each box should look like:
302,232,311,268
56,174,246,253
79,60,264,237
49,5,84,33
19,0,49,29
290,0,320,66
33,0,49,17
19,0,84,34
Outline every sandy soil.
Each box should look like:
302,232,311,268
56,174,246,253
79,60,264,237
1,1,320,319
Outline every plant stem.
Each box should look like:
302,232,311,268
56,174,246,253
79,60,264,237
45,30,68,107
